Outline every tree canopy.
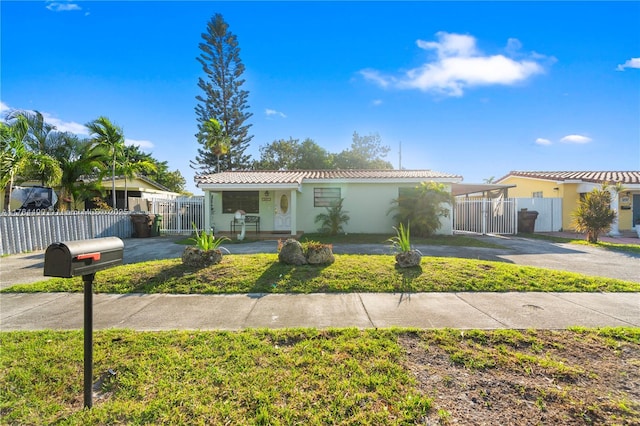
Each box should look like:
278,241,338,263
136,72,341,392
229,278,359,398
253,132,392,171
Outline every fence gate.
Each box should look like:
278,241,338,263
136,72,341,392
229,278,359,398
454,198,517,235
150,196,204,234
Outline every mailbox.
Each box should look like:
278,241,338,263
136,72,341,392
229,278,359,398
44,237,124,278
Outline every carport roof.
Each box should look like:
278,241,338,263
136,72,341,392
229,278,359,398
452,183,516,197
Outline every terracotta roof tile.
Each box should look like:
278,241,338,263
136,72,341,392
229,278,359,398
497,171,640,185
195,169,462,186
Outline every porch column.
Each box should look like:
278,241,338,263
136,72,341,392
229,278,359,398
608,188,620,236
290,189,297,236
204,191,212,232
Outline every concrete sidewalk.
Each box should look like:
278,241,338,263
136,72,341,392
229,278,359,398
2,292,638,331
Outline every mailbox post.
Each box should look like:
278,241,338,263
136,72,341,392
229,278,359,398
44,237,124,409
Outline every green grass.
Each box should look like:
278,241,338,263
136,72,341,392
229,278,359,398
1,328,637,425
0,329,431,425
4,253,638,294
521,233,640,255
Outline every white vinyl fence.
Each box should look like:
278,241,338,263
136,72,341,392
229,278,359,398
150,196,204,234
0,210,133,256
516,198,563,232
454,198,518,235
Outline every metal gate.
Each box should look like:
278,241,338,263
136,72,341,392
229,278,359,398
454,198,517,235
150,196,204,234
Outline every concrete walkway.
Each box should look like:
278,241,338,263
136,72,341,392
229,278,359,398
2,292,639,331
1,234,638,331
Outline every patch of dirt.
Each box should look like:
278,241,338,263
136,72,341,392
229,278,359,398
399,331,640,425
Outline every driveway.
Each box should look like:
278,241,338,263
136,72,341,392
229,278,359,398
1,235,638,290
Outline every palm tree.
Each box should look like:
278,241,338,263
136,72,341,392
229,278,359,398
56,136,109,211
1,115,62,209
85,116,125,208
117,148,157,210
4,110,65,186
314,198,350,235
203,118,229,173
1,119,28,210
388,181,455,237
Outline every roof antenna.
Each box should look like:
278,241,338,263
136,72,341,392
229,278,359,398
399,141,402,170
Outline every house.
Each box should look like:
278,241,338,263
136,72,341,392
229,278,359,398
195,169,463,236
1,174,179,212
89,175,180,211
496,171,640,234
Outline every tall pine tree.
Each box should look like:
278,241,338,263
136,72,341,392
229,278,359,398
193,13,253,173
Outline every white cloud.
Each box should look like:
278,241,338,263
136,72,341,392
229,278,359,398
265,108,286,118
535,138,552,146
0,103,89,134
125,138,154,150
46,1,82,12
560,134,592,144
372,99,383,106
616,57,640,71
361,31,546,97
40,112,88,135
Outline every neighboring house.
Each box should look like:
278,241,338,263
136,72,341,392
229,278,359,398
0,174,179,211
496,171,640,234
91,175,180,210
195,169,463,236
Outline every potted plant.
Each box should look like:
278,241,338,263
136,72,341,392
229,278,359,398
387,222,422,268
182,222,230,267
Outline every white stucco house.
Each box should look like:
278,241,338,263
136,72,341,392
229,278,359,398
195,169,463,236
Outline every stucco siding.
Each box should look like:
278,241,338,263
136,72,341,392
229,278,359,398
296,182,453,235
207,183,454,235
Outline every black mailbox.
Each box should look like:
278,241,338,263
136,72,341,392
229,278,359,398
44,237,124,278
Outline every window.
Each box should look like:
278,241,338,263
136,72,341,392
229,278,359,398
532,191,543,198
222,191,259,213
314,188,341,207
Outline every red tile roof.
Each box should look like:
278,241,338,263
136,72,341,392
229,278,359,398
497,171,640,185
196,169,462,186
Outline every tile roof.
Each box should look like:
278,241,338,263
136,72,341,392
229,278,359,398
497,171,640,185
196,169,462,186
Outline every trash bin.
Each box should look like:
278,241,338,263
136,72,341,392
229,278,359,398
130,214,153,238
518,209,539,233
151,214,162,237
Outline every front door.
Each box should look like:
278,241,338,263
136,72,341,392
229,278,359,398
274,191,291,232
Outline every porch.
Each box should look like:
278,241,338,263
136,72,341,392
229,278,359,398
215,231,305,242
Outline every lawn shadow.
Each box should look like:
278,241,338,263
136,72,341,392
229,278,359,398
252,260,332,293
394,265,423,305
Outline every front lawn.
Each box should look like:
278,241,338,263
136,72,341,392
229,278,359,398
4,254,637,294
1,328,638,425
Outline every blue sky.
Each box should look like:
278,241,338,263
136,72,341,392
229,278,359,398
2,1,639,194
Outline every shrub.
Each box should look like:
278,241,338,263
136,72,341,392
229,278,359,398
314,198,350,235
572,184,616,243
388,181,454,237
